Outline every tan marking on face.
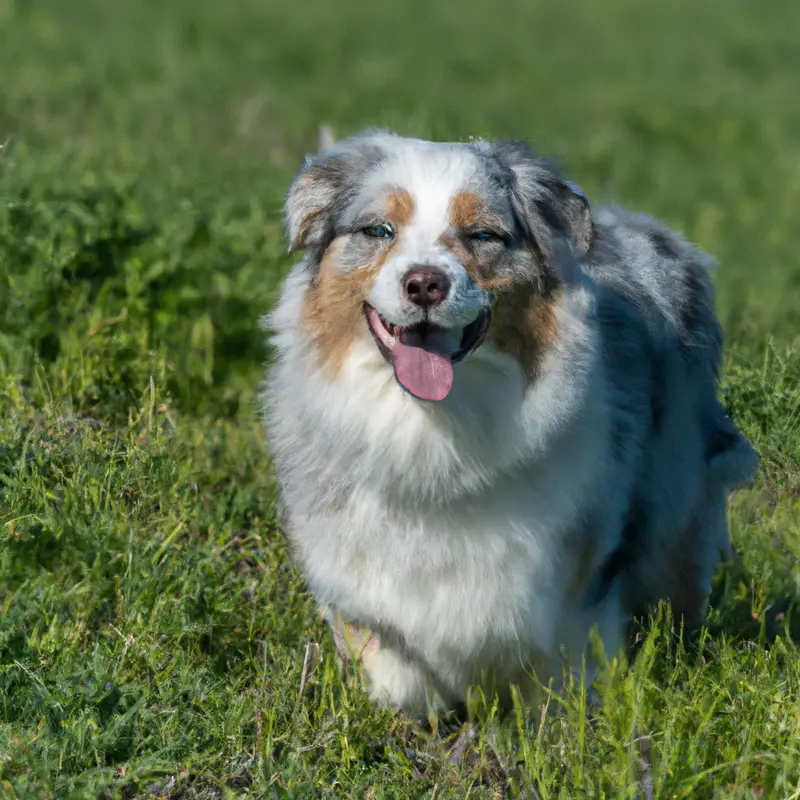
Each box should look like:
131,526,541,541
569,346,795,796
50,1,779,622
449,190,506,231
488,283,560,382
386,187,414,227
301,242,379,375
300,188,415,375
449,190,483,228
442,192,513,289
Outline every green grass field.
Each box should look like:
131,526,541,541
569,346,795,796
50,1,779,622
1,0,800,796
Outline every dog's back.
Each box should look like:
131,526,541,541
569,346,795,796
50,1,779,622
583,207,758,623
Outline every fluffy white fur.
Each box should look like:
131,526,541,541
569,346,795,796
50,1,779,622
262,132,757,715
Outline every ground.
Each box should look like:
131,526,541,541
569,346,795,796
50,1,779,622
1,0,799,796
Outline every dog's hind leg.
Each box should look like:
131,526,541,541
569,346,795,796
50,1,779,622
661,407,758,626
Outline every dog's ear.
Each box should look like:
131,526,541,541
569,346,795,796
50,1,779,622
284,135,385,253
284,155,342,253
481,139,594,260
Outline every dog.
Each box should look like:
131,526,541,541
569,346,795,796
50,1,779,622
262,130,758,716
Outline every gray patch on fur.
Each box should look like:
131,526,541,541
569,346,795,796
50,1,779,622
475,139,595,265
284,133,389,257
577,207,757,615
587,208,722,381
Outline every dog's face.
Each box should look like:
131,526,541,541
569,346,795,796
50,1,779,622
284,133,594,401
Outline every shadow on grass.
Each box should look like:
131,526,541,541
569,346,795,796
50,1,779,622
707,553,800,646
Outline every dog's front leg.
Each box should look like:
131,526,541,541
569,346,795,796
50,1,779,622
328,613,444,717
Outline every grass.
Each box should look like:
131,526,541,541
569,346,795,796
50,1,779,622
1,0,799,796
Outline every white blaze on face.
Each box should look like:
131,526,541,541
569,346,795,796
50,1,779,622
366,145,491,330
358,143,495,402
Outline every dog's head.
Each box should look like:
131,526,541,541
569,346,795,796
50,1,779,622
284,132,594,402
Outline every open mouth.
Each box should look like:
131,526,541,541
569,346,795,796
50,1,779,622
363,302,491,402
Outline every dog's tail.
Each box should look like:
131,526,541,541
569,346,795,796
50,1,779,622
705,404,758,490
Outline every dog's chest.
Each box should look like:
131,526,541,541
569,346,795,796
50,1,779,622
297,465,592,667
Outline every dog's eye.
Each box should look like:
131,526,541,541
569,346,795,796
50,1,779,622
362,223,394,239
468,230,503,243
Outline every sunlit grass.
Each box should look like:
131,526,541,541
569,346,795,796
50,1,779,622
1,0,799,795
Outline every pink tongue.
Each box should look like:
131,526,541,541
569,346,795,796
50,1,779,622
392,339,454,401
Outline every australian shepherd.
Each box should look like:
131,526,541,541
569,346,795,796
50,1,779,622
262,131,758,716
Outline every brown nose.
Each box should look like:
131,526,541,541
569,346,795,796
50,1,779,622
403,268,450,308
